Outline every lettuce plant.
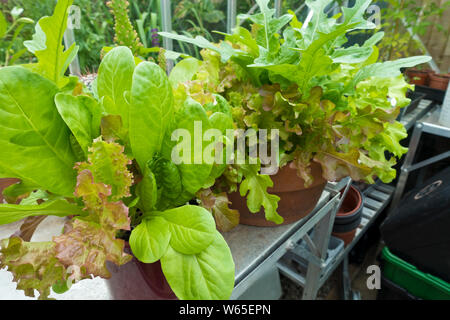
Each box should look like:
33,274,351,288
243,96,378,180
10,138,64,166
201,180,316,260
0,0,234,300
161,0,431,225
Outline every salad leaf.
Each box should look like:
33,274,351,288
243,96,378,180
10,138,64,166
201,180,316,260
0,199,85,225
55,93,102,156
129,216,171,263
0,237,66,300
53,217,131,279
75,138,133,201
239,164,282,224
197,189,240,232
23,0,78,88
130,62,174,170
136,168,158,212
168,57,202,89
160,232,235,300
97,46,135,129
0,67,77,197
161,98,213,197
345,56,432,94
153,205,216,255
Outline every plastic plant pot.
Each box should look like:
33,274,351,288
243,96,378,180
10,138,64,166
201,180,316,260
332,185,364,246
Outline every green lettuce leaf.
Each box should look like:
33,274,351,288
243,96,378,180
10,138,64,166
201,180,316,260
136,167,158,212
97,46,135,129
0,67,77,196
239,164,282,224
55,94,102,156
0,199,85,225
23,0,78,88
160,232,235,300
130,62,174,170
345,56,432,94
160,98,213,196
129,216,171,263
169,57,202,89
153,205,216,255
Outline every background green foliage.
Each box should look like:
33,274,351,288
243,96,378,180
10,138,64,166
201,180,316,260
377,0,450,62
0,0,114,72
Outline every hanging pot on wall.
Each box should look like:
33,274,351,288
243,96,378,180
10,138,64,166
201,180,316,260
228,162,327,227
332,185,364,246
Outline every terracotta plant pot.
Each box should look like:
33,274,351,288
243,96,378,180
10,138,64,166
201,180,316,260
228,161,327,227
332,185,363,246
428,73,450,91
0,178,20,203
405,69,430,86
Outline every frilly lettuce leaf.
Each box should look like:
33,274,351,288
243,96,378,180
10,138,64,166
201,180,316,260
0,237,66,300
239,164,282,225
75,138,133,201
197,189,240,232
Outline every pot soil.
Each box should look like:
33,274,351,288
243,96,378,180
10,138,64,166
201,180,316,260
332,185,363,246
0,178,20,203
428,73,450,91
228,161,327,227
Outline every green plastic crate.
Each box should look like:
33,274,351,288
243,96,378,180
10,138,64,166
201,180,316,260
381,247,450,300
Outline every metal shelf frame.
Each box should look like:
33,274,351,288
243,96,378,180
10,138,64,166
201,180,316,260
227,178,352,300
390,105,450,215
277,182,395,299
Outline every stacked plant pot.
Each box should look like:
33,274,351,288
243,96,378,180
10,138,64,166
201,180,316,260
332,185,364,246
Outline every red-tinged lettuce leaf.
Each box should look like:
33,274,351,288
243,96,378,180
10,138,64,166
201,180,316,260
0,236,66,300
53,219,131,279
74,169,111,212
75,138,133,201
197,189,240,232
52,166,132,280
73,170,131,230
